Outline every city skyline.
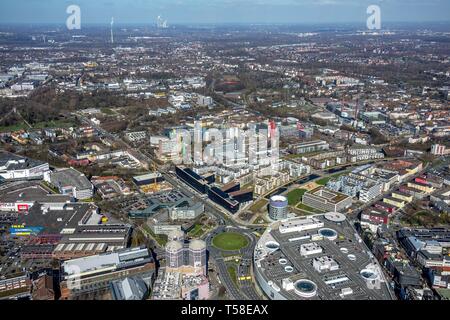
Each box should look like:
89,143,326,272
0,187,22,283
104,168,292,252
0,0,449,305
0,0,449,25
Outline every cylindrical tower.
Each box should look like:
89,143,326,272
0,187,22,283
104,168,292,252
188,239,207,273
269,195,288,220
165,240,184,269
167,229,185,242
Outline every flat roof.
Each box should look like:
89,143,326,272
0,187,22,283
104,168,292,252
50,168,92,190
133,172,162,182
15,203,93,234
254,214,393,300
0,184,71,204
306,186,351,204
62,247,151,276
0,151,47,171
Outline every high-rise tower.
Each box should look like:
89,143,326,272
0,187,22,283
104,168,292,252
157,15,168,29
110,17,114,44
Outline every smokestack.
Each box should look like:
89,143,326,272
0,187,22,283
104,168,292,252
110,17,114,44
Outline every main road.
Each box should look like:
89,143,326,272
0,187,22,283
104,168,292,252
77,112,263,299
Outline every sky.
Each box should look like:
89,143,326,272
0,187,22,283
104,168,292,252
0,0,449,25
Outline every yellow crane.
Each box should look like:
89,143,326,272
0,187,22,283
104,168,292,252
142,163,161,193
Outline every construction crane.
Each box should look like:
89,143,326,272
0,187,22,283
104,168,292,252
142,162,162,194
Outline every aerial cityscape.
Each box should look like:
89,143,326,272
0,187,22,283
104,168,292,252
0,0,449,304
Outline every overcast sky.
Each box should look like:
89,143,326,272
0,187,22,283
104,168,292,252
0,0,449,25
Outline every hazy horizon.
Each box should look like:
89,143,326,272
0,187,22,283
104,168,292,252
0,0,449,25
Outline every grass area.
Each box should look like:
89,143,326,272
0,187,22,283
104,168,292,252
142,225,168,246
33,119,76,129
0,122,29,133
0,119,77,133
101,107,115,115
401,211,450,227
316,171,350,186
188,223,206,238
287,188,307,206
227,265,238,287
212,232,249,251
249,199,268,213
296,203,324,214
316,177,332,186
436,288,450,300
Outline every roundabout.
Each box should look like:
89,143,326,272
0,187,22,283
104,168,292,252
212,232,249,251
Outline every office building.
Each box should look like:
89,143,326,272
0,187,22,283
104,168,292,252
166,241,185,269
175,166,251,213
169,202,204,220
165,239,207,275
197,95,213,107
188,240,207,274
292,140,329,154
431,144,448,156
302,186,352,213
269,195,288,220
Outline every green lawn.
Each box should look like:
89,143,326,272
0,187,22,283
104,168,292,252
316,177,332,186
249,199,268,213
212,232,249,251
101,107,115,115
316,171,350,186
33,119,76,129
188,224,205,238
287,188,307,206
436,288,450,300
0,122,29,133
227,265,238,287
142,225,168,246
0,119,76,132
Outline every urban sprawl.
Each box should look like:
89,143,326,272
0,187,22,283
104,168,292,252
0,19,449,301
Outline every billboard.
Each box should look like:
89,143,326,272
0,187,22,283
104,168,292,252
17,204,29,212
9,225,44,236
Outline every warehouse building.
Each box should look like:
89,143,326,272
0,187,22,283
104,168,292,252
60,246,155,299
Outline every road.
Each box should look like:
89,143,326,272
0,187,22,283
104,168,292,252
78,112,265,299
352,161,431,222
206,226,261,300
77,110,423,301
